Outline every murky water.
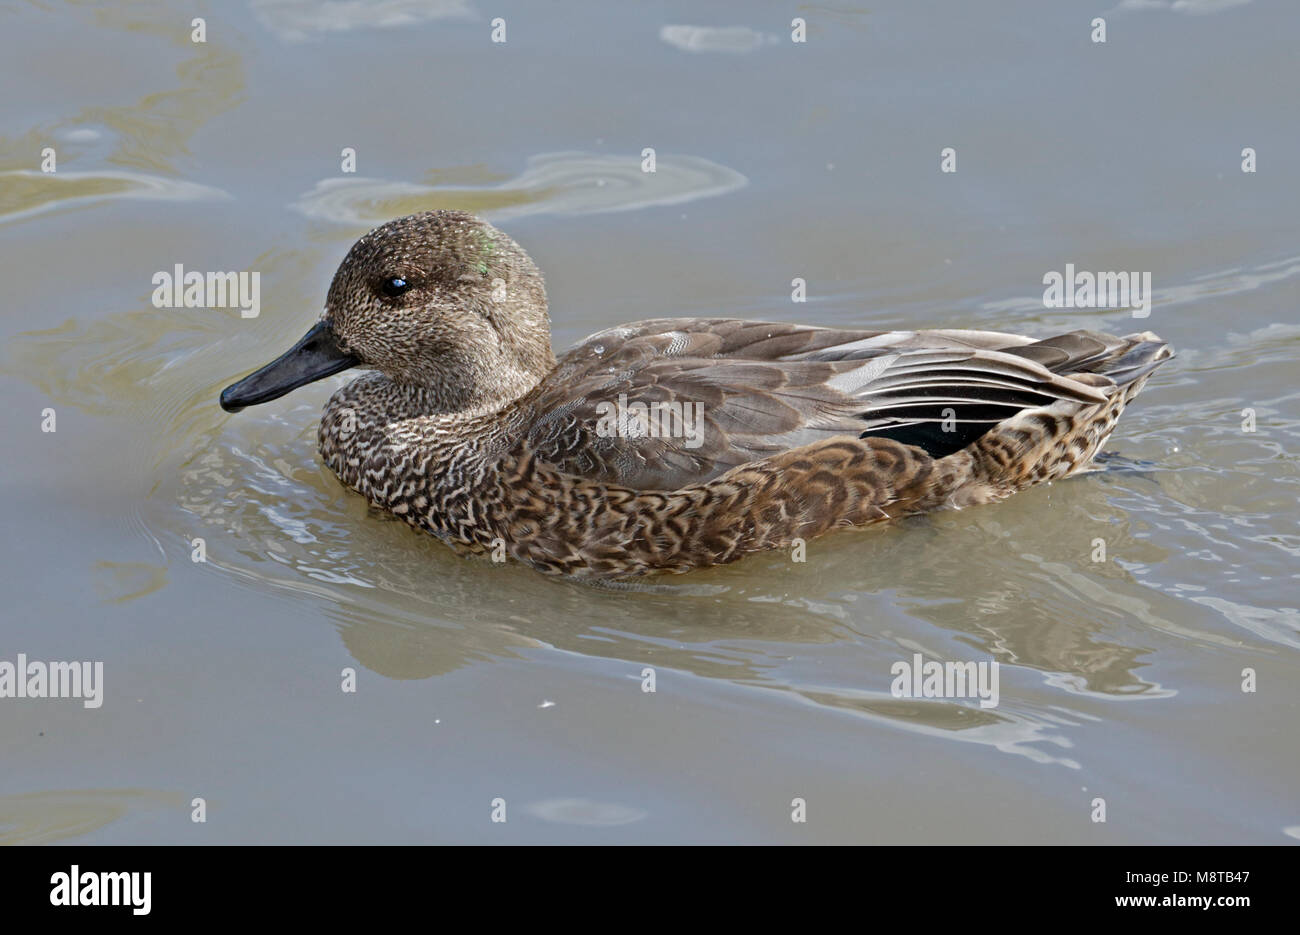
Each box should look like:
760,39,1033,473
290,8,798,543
2,0,1297,843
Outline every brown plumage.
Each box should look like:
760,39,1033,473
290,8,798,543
220,210,1174,580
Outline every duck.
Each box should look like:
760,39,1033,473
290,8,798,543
220,210,1173,579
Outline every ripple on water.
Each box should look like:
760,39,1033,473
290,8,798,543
659,25,776,54
977,253,1300,321
0,169,229,227
250,0,476,42
290,151,748,226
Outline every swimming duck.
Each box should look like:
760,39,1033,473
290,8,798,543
220,210,1172,579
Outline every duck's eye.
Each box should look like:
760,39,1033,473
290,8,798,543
381,277,409,298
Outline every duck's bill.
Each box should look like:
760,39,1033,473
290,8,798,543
219,321,359,413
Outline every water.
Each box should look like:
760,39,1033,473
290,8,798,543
1,0,1297,844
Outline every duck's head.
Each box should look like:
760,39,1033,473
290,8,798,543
220,210,554,413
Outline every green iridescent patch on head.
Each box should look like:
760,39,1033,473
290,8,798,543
473,229,499,276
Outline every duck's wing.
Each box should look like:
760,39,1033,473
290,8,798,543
517,318,1124,490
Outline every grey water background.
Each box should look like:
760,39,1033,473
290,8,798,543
1,0,1297,843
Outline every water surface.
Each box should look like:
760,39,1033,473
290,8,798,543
1,0,1297,843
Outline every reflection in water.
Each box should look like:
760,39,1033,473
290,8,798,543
1188,597,1300,651
795,689,1081,768
0,789,182,846
291,152,748,226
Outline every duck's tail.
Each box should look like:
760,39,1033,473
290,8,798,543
949,330,1174,502
1092,331,1176,401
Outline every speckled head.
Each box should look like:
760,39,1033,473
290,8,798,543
221,210,555,414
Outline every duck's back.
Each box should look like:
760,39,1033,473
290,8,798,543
514,318,1172,493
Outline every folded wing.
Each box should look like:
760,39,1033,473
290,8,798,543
518,318,1123,490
